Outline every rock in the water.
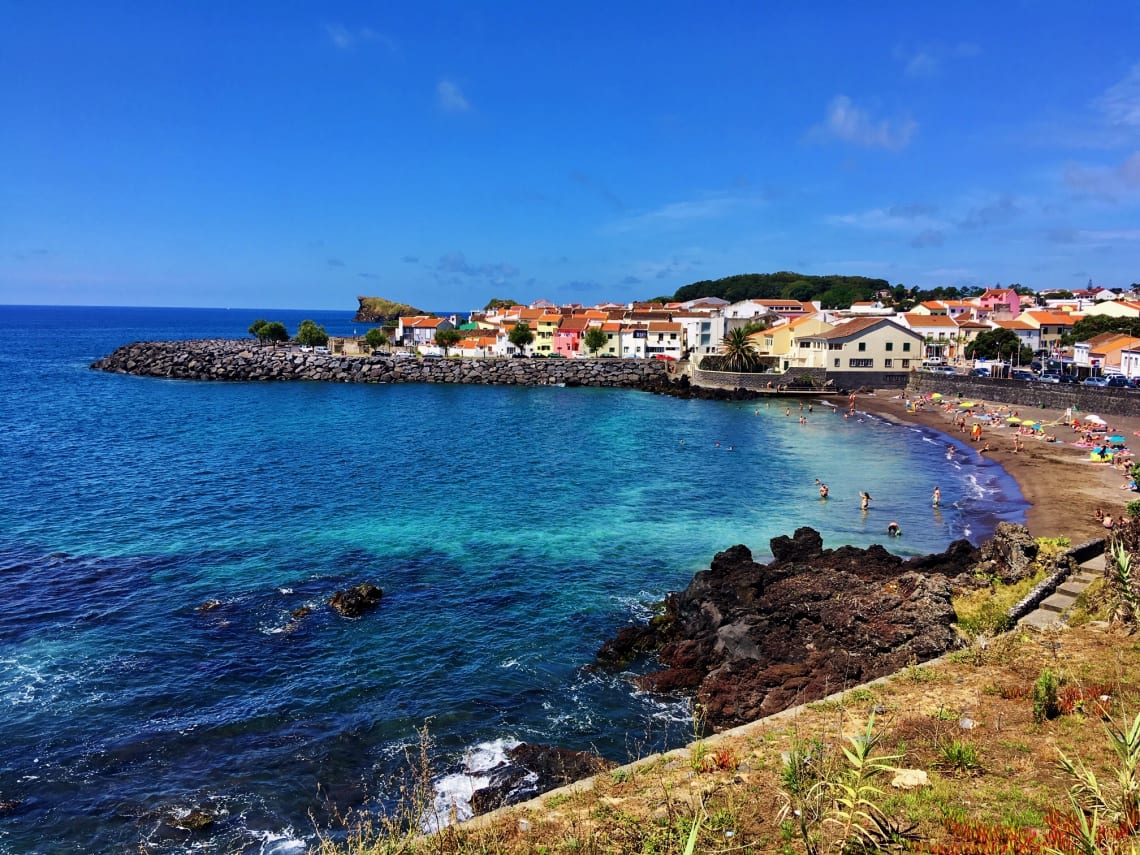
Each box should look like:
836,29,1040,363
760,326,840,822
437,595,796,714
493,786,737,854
596,528,978,730
469,743,614,815
327,584,384,617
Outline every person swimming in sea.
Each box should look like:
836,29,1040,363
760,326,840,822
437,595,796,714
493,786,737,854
860,491,872,511
819,483,829,499
932,486,941,507
887,521,901,537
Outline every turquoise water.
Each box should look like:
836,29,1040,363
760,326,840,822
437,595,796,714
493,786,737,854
0,306,1026,853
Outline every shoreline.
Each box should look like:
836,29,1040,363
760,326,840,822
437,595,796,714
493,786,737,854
857,388,1139,543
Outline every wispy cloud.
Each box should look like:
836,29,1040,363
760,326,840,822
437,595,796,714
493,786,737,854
324,23,397,53
810,95,917,150
327,257,345,268
435,251,517,283
605,193,763,233
401,255,419,264
570,171,625,211
958,194,1020,230
910,229,945,248
437,80,471,113
1064,151,1140,199
1095,63,1140,131
894,42,980,78
826,204,943,231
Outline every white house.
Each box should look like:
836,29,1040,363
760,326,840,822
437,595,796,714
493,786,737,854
800,318,925,372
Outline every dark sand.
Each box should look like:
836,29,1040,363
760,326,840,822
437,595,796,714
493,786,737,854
856,390,1139,543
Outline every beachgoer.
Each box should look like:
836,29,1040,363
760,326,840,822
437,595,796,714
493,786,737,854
932,486,941,507
1013,435,1023,453
971,423,982,442
785,408,791,417
887,521,901,537
808,404,814,413
819,483,829,499
860,491,872,511
1104,515,1115,530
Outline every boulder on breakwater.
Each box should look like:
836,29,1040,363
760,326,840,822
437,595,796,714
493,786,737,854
595,526,1011,730
90,340,678,389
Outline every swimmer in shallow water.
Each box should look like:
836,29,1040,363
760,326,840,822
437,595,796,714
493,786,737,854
887,521,901,537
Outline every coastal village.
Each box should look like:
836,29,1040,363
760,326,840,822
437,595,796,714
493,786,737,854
335,286,1140,381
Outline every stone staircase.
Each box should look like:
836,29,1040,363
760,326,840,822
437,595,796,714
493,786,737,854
1019,553,1105,629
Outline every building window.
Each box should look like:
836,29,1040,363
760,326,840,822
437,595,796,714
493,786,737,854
833,358,840,368
903,342,911,352
858,342,867,352
902,359,910,368
884,358,893,367
848,358,873,368
885,342,894,351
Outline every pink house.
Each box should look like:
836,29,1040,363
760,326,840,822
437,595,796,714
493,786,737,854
978,288,1021,318
554,317,591,357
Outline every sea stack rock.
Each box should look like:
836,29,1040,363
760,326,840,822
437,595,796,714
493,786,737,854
327,584,384,618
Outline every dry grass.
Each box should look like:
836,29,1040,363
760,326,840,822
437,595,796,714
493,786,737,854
312,621,1140,854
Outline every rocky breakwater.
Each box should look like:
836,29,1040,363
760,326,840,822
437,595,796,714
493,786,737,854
91,339,674,389
594,526,1039,731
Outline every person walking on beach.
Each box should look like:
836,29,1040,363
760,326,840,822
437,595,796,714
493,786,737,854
932,486,941,507
860,491,872,511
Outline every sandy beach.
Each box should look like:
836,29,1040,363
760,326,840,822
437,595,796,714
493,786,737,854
857,388,1140,543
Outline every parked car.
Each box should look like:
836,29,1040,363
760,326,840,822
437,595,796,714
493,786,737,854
923,365,957,375
314,346,330,354
299,345,313,353
969,367,992,377
1084,376,1109,387
1057,374,1078,384
1106,375,1131,388
1010,370,1036,381
1037,372,1062,384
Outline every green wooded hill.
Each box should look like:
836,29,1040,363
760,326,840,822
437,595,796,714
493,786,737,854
354,296,431,323
672,272,891,308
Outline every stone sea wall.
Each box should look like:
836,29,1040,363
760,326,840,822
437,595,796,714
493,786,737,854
91,339,674,388
908,373,1140,419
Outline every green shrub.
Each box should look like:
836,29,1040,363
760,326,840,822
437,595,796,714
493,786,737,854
1033,668,1060,724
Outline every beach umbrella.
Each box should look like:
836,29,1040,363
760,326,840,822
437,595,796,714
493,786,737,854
1086,414,1107,425
1006,416,1021,423
931,393,942,400
959,401,975,408
1109,435,1126,443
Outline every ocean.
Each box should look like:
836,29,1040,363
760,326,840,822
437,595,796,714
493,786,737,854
0,305,1026,854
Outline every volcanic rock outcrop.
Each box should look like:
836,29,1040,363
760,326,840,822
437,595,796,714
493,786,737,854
469,743,615,816
597,527,983,730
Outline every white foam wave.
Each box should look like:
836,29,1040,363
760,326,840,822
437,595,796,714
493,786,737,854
254,828,308,854
422,737,520,833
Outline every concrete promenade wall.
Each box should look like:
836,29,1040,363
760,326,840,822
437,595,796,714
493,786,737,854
908,373,1140,419
91,339,672,388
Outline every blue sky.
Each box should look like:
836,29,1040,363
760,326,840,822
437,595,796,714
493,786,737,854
2,2,1139,311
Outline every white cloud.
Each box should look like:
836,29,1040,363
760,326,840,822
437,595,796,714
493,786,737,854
437,80,471,113
1096,63,1140,130
324,23,396,53
904,51,939,78
1065,150,1140,198
812,95,917,151
825,205,943,231
894,42,980,78
605,194,763,234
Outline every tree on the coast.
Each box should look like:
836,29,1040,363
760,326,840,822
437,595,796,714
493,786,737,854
509,322,534,355
1065,315,1140,344
248,319,269,342
296,319,329,347
364,328,389,351
719,327,761,371
965,328,1033,365
435,328,462,356
583,327,608,357
260,322,289,344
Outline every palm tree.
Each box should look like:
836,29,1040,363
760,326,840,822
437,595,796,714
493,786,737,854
720,327,760,371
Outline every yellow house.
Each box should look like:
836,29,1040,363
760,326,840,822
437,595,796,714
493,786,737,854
748,316,834,371
535,313,562,355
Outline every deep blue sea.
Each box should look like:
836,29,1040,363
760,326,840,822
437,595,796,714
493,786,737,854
0,306,1027,854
